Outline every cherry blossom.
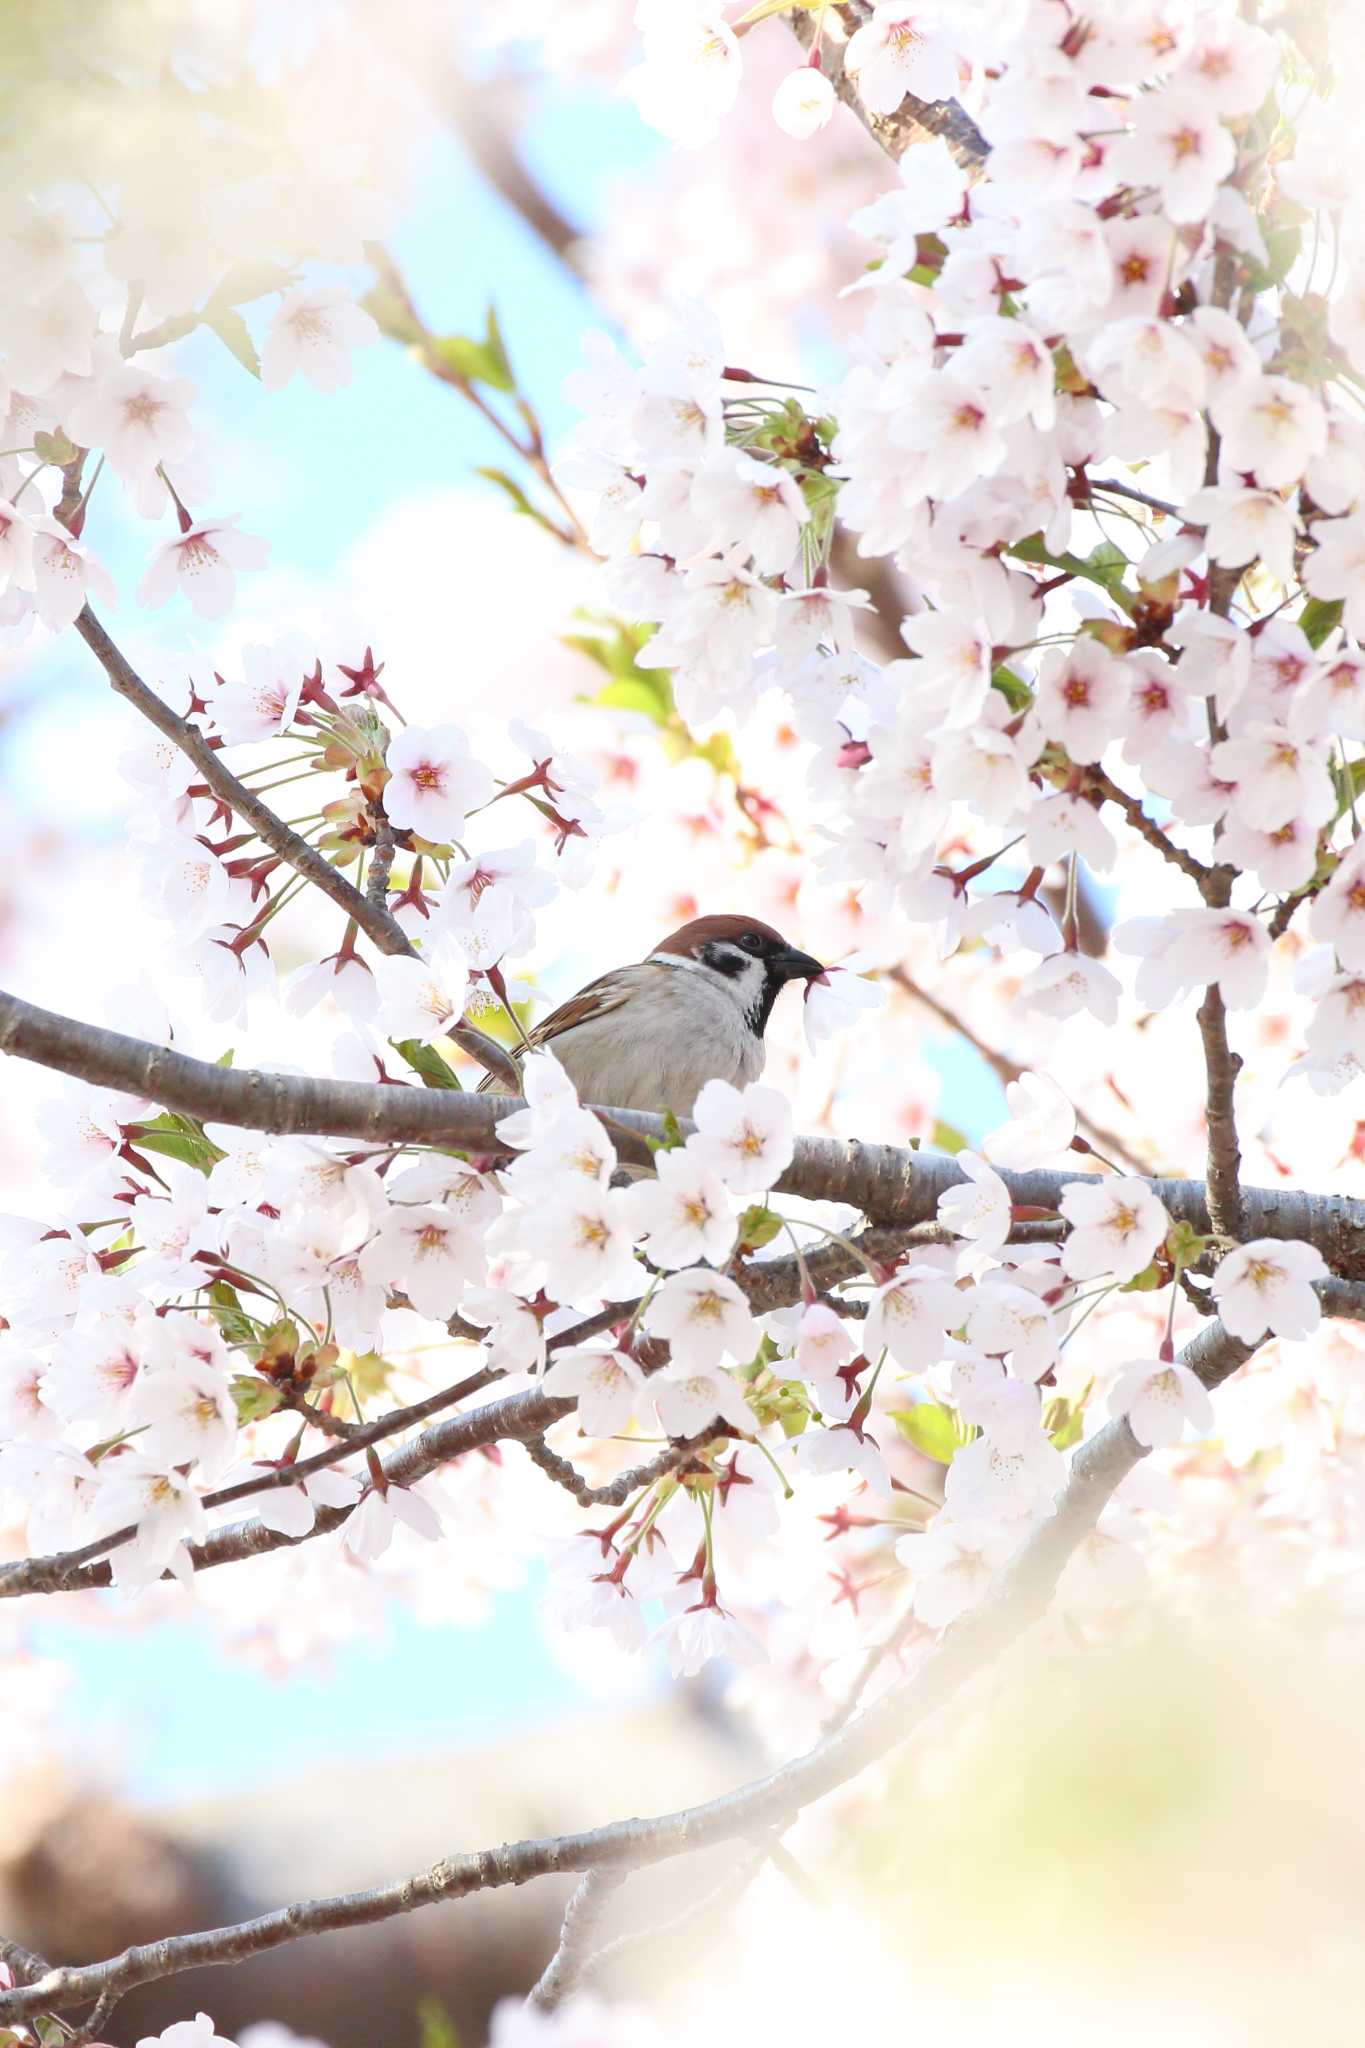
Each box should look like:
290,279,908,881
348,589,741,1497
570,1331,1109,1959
1059,1180,1169,1285
135,2016,237,2048
644,1267,759,1370
66,363,197,483
29,516,117,629
1210,1240,1330,1345
844,6,961,115
937,1151,1012,1254
864,1266,961,1371
688,1079,793,1194
542,1346,646,1435
1109,1356,1216,1448
897,1515,1019,1627
372,935,471,1044
623,1146,735,1269
383,723,495,843
772,65,836,140
136,515,269,620
982,1073,1076,1170
262,286,379,392
653,1363,752,1438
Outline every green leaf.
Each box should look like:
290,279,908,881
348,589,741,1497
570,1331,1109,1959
360,280,425,347
208,1281,258,1349
481,305,515,390
1245,220,1303,293
428,329,514,393
891,1402,966,1464
231,1373,284,1424
393,1037,463,1090
737,1205,784,1252
204,303,261,378
1008,532,1135,616
930,1119,968,1156
417,1997,462,2048
1044,1396,1085,1450
216,1046,235,1067
1335,754,1365,822
992,664,1032,711
1121,1260,1163,1293
133,1110,227,1176
645,1108,686,1155
32,426,79,466
475,465,557,533
1300,596,1344,648
590,673,674,722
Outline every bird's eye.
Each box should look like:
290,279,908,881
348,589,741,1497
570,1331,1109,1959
738,933,765,955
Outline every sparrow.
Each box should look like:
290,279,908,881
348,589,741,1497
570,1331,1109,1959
480,913,826,1115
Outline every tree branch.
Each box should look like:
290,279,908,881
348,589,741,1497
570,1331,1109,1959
521,1431,711,1509
4,988,1365,1269
429,63,586,273
71,606,519,1090
526,1868,627,2011
11,1297,1364,2028
1197,982,1244,1239
1085,767,1210,890
787,5,988,172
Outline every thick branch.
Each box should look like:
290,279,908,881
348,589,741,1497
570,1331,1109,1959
12,1300,1364,2027
788,6,988,172
4,989,1365,1270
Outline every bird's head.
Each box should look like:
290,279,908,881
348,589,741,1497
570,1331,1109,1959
650,914,826,1036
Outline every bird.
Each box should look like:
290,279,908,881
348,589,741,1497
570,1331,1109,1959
479,913,826,1115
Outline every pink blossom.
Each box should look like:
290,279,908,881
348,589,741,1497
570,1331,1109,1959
383,723,495,843
136,515,268,620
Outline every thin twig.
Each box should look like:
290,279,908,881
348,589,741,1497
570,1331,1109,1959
1197,982,1244,1240
1085,767,1210,889
526,1869,627,2010
365,795,397,910
72,607,519,1090
522,1431,711,1509
574,1849,767,1992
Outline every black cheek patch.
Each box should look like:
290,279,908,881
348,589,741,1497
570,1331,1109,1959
701,943,748,980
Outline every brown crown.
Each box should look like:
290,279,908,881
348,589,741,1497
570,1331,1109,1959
651,913,789,960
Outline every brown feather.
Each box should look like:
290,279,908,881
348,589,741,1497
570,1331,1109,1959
650,913,786,960
474,969,637,1094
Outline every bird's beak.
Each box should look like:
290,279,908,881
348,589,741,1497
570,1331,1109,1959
772,947,826,984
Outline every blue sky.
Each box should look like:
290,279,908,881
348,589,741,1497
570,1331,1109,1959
14,78,671,1804
6,78,655,830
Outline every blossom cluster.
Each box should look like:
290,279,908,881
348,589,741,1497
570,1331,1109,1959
563,2,1365,1071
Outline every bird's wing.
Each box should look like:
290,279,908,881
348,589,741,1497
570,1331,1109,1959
473,966,646,1094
